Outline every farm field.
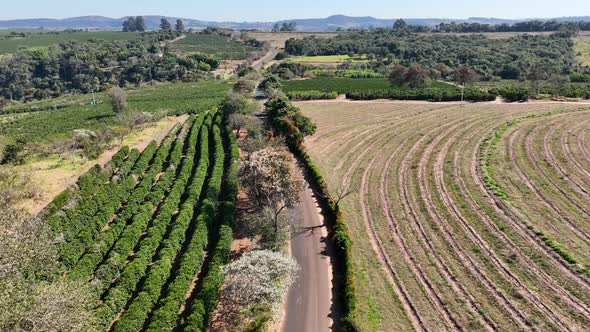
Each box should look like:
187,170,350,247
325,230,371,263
299,100,590,331
282,77,458,94
0,31,140,53
46,110,237,331
0,80,231,145
575,35,590,66
288,54,369,64
170,33,259,60
249,31,339,49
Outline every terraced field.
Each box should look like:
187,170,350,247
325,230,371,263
299,101,590,331
43,110,238,331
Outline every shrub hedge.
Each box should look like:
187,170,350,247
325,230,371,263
182,120,238,332
112,114,221,332
95,115,207,328
67,123,182,280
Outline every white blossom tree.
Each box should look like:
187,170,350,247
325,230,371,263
239,147,303,243
222,250,299,310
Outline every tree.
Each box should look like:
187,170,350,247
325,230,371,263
134,16,147,32
160,18,172,31
229,113,260,138
222,250,299,309
233,78,256,96
1,138,26,165
240,147,303,241
0,204,99,332
388,64,409,86
272,23,280,33
527,62,550,96
405,64,429,88
175,19,185,33
393,19,408,30
453,66,480,103
122,17,136,32
110,86,127,113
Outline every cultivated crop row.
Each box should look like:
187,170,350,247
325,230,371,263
45,109,236,331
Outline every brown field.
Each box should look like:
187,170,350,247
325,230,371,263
298,100,590,331
248,31,339,49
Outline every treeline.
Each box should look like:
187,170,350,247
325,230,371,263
0,31,218,102
285,31,578,80
434,20,590,33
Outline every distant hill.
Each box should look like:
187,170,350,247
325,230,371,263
0,14,589,31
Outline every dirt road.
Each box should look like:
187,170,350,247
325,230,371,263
282,181,333,332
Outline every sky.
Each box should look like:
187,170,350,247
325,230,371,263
0,0,589,21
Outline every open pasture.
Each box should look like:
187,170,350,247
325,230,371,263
299,100,590,331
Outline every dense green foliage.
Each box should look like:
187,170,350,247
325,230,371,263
44,109,239,331
182,120,238,331
282,77,496,101
434,20,590,33
287,90,339,100
0,30,214,102
285,32,577,79
265,96,317,148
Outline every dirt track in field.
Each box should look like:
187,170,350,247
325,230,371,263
298,101,590,331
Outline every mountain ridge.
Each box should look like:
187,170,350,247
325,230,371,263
0,14,589,31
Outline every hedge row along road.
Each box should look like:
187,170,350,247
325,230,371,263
44,109,237,331
298,100,590,331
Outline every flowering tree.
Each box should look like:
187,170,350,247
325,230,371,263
222,250,299,310
240,147,303,242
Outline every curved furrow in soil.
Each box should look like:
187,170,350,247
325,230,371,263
339,111,466,330
577,123,590,164
560,118,590,186
425,113,536,330
413,115,510,330
329,105,448,168
507,125,590,249
474,121,590,287
395,116,480,331
547,118,590,198
432,112,585,330
526,121,590,217
353,113,471,331
359,153,428,332
451,118,590,324
338,107,450,190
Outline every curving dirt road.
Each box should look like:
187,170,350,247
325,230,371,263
282,181,333,332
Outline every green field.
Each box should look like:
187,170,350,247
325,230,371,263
282,77,391,93
288,54,369,63
171,33,259,60
0,80,231,143
575,37,590,65
282,77,457,94
0,31,140,53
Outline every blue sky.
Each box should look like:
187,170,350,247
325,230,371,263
1,0,588,21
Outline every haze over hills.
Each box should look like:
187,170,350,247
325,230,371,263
0,14,589,31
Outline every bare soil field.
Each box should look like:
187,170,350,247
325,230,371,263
298,101,590,331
